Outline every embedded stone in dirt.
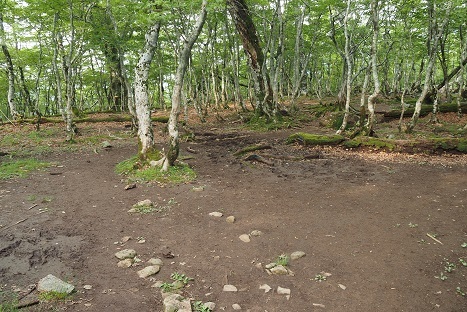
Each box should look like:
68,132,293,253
83,285,93,290
163,294,191,312
259,284,272,293
209,211,223,217
117,258,133,268
121,236,132,243
290,251,306,260
232,303,242,310
250,230,263,237
37,274,75,294
277,286,291,295
204,302,216,310
114,249,137,260
239,234,250,242
226,216,236,223
223,284,238,292
137,265,160,278
269,265,288,275
135,199,153,207
147,258,163,266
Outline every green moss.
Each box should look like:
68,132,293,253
343,140,361,148
456,140,467,153
287,133,344,145
0,159,51,180
38,291,70,302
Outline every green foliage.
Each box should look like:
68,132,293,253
245,114,293,131
193,301,212,312
0,159,50,180
287,133,344,146
343,137,396,150
275,254,289,266
0,291,19,312
159,272,193,293
38,291,70,302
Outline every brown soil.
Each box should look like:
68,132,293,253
1,112,466,312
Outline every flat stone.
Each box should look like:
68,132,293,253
151,281,164,288
117,259,133,268
121,236,131,243
226,216,236,223
135,199,153,207
204,302,216,310
209,211,223,217
277,286,291,295
338,284,347,290
313,303,326,308
163,294,191,312
37,274,74,294
250,230,263,237
137,265,160,278
270,265,288,275
147,258,164,266
232,303,242,310
290,251,306,260
115,249,137,260
239,234,250,242
83,285,93,290
265,263,277,269
259,284,272,293
223,284,238,292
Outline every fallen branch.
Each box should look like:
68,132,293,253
27,204,38,210
244,154,275,166
16,300,39,309
233,144,272,156
426,233,443,245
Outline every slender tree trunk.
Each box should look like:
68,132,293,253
337,0,352,134
0,13,18,118
162,0,207,171
457,27,467,116
134,21,161,160
365,0,381,136
64,0,77,141
227,0,275,118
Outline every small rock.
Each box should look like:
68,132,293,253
313,303,325,308
290,251,306,260
135,199,153,207
223,284,238,292
115,249,137,260
37,274,75,294
232,303,242,310
151,281,164,288
127,208,137,213
138,239,146,244
226,216,236,223
259,284,272,293
192,186,205,192
137,265,160,278
270,265,288,275
83,285,93,290
204,302,216,310
209,211,223,217
147,258,164,266
338,284,347,290
250,230,263,237
265,263,277,269
255,263,263,269
117,259,133,268
163,294,191,312
84,303,92,307
124,184,136,190
277,286,291,295
121,236,131,243
239,234,250,242
102,141,112,148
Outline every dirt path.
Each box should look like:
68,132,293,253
1,127,466,311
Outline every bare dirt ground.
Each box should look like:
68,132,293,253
1,109,467,312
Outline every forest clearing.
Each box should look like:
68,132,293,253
1,0,467,311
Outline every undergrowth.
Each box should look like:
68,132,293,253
0,159,51,180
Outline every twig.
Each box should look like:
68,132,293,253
0,218,28,232
27,204,38,210
16,300,39,309
426,233,443,245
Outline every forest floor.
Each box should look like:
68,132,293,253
1,100,467,311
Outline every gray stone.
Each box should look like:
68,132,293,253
277,286,291,295
290,251,306,260
204,302,216,311
137,265,160,278
239,234,250,242
102,141,112,148
209,211,223,217
117,259,133,268
151,281,164,288
269,265,288,275
147,258,164,266
163,294,192,312
265,263,276,269
37,274,74,294
115,249,137,260
223,284,238,292
226,216,236,223
250,230,263,237
232,303,242,310
135,199,153,207
83,285,93,290
259,284,272,293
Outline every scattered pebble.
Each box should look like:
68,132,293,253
192,186,205,192
115,249,137,260
259,284,272,293
290,251,306,260
204,302,216,310
338,284,347,290
265,263,276,269
124,184,136,190
135,199,153,207
147,258,163,266
137,265,160,278
250,230,263,237
226,216,236,223
151,281,164,288
223,285,238,292
270,265,288,275
239,234,250,243
83,285,93,290
232,303,242,310
277,286,291,295
121,236,131,243
117,259,133,268
209,212,223,217
313,303,326,308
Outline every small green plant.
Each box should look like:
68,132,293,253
38,291,70,302
435,272,448,281
27,194,37,201
0,159,50,180
457,287,466,296
459,258,467,267
170,272,192,284
132,202,158,214
444,259,456,273
275,254,289,266
192,301,212,312
0,291,19,312
408,222,418,228
314,274,327,282
160,282,175,293
159,272,193,293
461,242,467,248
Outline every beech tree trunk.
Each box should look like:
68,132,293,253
134,21,161,160
162,0,207,171
227,0,275,117
0,13,18,119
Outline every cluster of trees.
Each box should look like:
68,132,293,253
1,0,466,164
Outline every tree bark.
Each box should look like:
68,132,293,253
162,0,208,171
134,21,161,160
227,0,275,117
0,13,18,118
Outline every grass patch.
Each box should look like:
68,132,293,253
287,133,344,145
38,291,70,302
0,159,51,180
0,291,18,312
115,155,196,184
